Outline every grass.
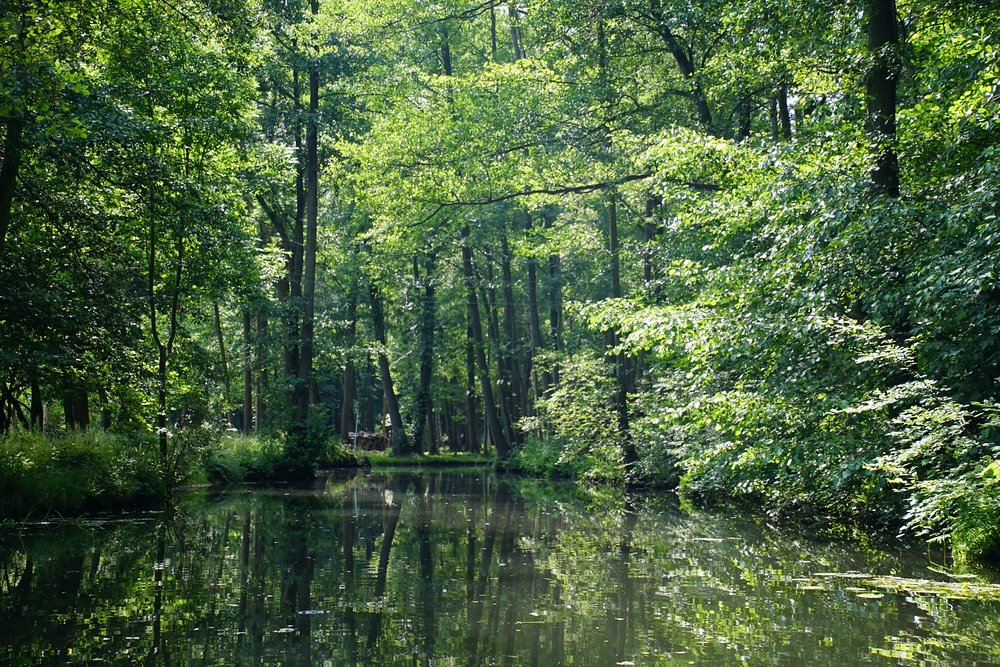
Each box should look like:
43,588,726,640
0,429,165,519
358,450,492,467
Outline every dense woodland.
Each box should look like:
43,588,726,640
1,0,998,563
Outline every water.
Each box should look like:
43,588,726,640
2,469,999,665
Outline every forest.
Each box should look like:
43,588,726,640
1,0,998,566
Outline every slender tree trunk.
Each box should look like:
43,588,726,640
157,349,168,466
370,283,409,452
283,52,306,418
340,294,357,443
462,227,509,458
526,244,547,400
412,252,437,454
98,386,112,430
655,23,714,133
255,311,267,431
63,377,76,429
607,195,638,469
243,311,253,434
480,261,514,445
500,232,524,438
147,207,184,474
465,320,480,453
777,84,792,140
29,367,43,429
213,301,231,413
73,385,89,430
546,223,562,387
0,116,24,257
866,0,900,197
509,3,525,60
735,95,752,142
296,3,321,422
769,97,779,141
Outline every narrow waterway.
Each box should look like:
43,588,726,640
1,469,998,665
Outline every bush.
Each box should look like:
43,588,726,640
877,397,1000,565
203,431,358,485
203,434,286,484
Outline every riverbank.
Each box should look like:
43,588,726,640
4,427,997,568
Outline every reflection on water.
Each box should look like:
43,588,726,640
2,469,999,665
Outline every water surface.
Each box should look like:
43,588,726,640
2,469,999,665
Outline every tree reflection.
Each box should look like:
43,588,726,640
1,471,999,666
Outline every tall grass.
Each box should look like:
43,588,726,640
0,429,165,519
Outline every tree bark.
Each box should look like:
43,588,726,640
462,226,510,458
412,252,437,454
370,283,409,452
243,311,254,434
500,231,524,437
0,117,24,257
255,311,268,431
29,367,43,429
213,301,231,411
480,260,514,445
650,16,715,133
607,195,639,470
866,0,900,197
340,293,357,443
295,1,321,422
465,320,480,453
546,220,562,387
525,231,547,399
777,84,792,140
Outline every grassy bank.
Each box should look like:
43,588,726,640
359,451,492,468
0,428,359,520
0,430,166,519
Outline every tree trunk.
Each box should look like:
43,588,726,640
412,252,437,454
866,0,900,197
769,97,779,141
500,231,524,438
73,385,89,430
296,3,321,422
29,367,43,429
340,293,357,443
607,195,639,470
98,386,112,430
243,311,253,434
465,320,480,453
462,226,510,458
255,311,267,431
370,283,409,452
526,238,547,400
778,84,792,140
735,95,752,142
0,116,24,257
546,220,563,387
213,301,231,414
655,24,714,133
480,260,514,445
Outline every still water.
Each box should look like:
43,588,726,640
2,469,999,665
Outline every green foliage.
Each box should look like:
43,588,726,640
526,351,626,483
203,433,287,484
0,430,164,519
876,396,1000,565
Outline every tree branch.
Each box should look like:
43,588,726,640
410,172,719,226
